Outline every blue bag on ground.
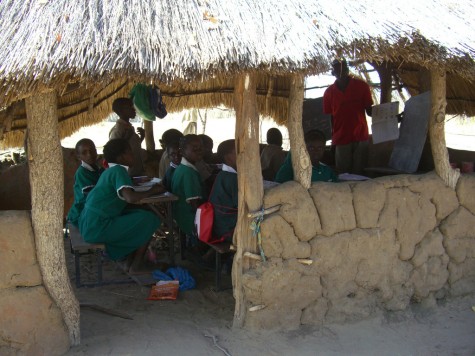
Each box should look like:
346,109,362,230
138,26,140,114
152,266,196,291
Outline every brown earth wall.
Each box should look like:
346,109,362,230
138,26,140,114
243,172,475,329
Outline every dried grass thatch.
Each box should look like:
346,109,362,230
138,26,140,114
1,0,475,148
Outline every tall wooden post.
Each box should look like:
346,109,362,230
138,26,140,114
143,119,155,152
288,74,311,188
429,69,460,189
373,61,392,104
232,73,263,327
25,90,80,345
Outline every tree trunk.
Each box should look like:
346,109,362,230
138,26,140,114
373,61,392,104
143,120,155,152
429,69,460,189
25,90,80,345
232,73,263,328
287,74,311,188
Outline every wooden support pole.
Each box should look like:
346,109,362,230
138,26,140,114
372,61,392,104
25,90,80,345
143,119,155,153
287,73,311,189
232,73,263,328
429,69,460,189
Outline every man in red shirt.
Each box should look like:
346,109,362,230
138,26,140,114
323,59,373,174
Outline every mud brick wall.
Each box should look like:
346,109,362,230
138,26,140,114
243,173,475,329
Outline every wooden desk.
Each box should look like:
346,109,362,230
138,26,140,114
136,191,179,265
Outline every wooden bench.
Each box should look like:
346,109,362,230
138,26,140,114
68,224,106,288
206,241,235,291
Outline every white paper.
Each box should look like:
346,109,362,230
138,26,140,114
371,102,400,144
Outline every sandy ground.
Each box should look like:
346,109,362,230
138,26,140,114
64,244,475,356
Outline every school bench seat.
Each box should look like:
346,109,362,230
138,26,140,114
67,224,133,288
206,241,235,291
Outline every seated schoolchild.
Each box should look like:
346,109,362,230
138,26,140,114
275,129,339,183
171,134,205,246
158,129,184,178
67,138,104,227
78,138,167,274
161,142,181,192
209,139,238,242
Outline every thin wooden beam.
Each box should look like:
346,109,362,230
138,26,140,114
429,69,460,189
232,73,263,328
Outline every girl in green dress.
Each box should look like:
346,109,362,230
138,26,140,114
79,138,166,273
67,138,103,227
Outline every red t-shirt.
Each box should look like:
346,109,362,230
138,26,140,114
323,77,373,145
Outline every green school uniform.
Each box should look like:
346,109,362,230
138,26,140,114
275,152,339,183
67,163,103,227
209,168,238,241
171,160,203,235
78,165,161,260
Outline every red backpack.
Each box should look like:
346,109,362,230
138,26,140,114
194,182,227,244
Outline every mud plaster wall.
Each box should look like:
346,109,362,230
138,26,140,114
0,211,70,355
243,172,475,329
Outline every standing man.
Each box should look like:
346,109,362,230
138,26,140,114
109,98,145,177
323,59,373,174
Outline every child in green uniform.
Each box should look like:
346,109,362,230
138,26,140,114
67,138,103,227
171,134,204,245
275,130,339,183
161,142,181,192
209,139,238,242
79,138,166,274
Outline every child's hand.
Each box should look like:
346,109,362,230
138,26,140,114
150,184,166,195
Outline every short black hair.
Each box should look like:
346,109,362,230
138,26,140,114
103,138,130,163
266,128,283,146
161,129,183,147
75,138,95,153
112,97,133,115
304,129,326,144
179,134,200,152
166,141,180,153
198,134,213,151
217,139,235,162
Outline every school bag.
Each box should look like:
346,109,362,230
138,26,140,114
194,181,227,244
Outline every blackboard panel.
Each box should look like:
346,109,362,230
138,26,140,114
302,98,332,141
389,91,431,173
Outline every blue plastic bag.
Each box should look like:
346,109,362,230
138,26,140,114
152,266,196,291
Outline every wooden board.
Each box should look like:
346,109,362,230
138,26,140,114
389,91,431,173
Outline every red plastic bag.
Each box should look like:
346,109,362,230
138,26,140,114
195,202,225,244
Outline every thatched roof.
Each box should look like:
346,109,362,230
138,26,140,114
1,0,475,148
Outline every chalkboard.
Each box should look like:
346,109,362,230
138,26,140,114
302,98,332,141
388,91,431,173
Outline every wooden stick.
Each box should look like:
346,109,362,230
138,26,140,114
243,251,261,261
297,259,313,265
80,303,133,320
247,204,281,218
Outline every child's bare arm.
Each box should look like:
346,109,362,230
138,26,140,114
120,184,166,204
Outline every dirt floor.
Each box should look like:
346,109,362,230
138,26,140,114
64,241,475,356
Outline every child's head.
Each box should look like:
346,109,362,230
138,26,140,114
160,129,183,149
112,98,136,120
179,134,203,165
266,128,283,147
166,142,182,166
103,138,133,166
198,134,214,161
75,138,98,166
304,130,326,167
217,139,236,170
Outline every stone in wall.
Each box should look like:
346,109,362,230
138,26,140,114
0,211,70,355
378,187,437,260
261,215,310,259
264,181,320,241
0,211,42,288
409,172,459,221
440,206,475,297
353,180,386,228
456,175,475,215
309,228,413,323
309,182,356,236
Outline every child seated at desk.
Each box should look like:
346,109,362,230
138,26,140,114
209,139,238,242
161,142,181,192
67,138,104,227
79,138,166,274
171,134,204,247
275,129,339,183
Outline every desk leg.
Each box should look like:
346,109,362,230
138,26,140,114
167,202,175,266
